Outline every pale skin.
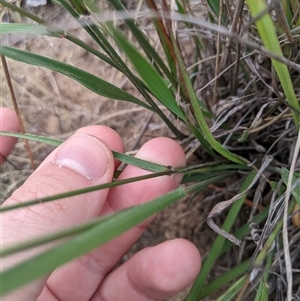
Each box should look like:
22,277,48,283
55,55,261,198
0,107,201,301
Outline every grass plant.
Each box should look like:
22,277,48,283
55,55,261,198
1,0,300,300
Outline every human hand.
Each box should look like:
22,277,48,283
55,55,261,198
1,107,201,301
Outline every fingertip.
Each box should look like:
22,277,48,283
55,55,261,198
128,239,201,299
105,137,186,212
96,239,201,301
0,108,20,164
138,137,186,169
147,239,201,295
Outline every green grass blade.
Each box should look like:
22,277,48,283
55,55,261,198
108,27,185,120
0,171,174,212
254,281,269,301
215,275,248,301
1,131,241,177
0,186,188,295
170,33,245,165
0,1,124,71
0,131,170,173
145,0,177,76
281,168,300,205
0,131,62,146
0,46,152,111
1,178,227,295
1,217,100,257
1,23,51,35
52,0,185,138
245,0,300,126
0,0,49,25
2,175,229,257
107,0,176,85
186,173,255,301
196,259,250,299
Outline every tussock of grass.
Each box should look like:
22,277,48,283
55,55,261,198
1,0,300,300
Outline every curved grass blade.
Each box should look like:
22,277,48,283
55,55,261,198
0,46,152,111
1,177,227,295
186,173,255,301
192,207,269,299
170,33,245,165
246,0,300,126
221,205,269,254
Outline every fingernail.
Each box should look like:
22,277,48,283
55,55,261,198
53,134,111,180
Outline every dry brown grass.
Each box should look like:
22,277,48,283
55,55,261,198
1,1,300,300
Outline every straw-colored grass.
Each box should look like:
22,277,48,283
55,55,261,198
1,0,300,300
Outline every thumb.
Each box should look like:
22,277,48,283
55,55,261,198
4,129,121,238
6,133,116,228
2,128,122,299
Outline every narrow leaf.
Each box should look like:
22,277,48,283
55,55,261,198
0,131,169,173
109,28,185,119
0,171,173,212
0,46,152,111
216,275,248,301
245,0,300,126
170,33,245,165
107,0,176,85
197,259,250,299
2,178,224,295
186,173,255,300
281,168,300,205
1,23,51,35
1,186,188,295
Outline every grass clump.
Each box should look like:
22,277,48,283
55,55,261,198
1,0,300,300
